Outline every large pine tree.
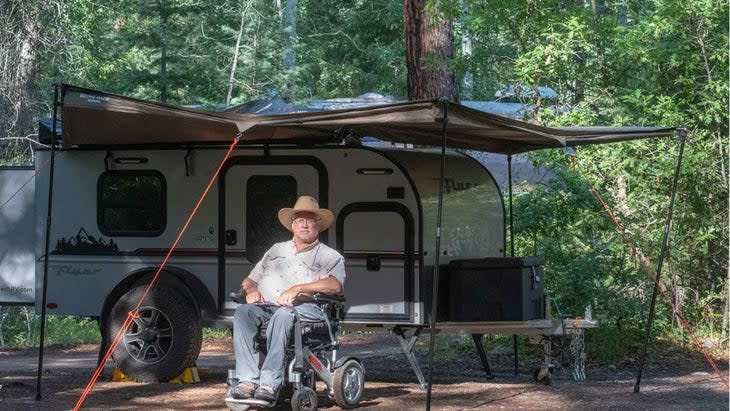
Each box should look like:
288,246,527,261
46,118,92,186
403,0,458,101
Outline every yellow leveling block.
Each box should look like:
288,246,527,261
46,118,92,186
112,367,202,383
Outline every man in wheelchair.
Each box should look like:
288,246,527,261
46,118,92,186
229,196,362,409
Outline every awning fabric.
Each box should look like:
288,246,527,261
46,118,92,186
60,84,677,154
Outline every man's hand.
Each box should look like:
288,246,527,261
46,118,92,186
277,276,342,306
278,285,302,307
245,289,264,304
242,277,263,304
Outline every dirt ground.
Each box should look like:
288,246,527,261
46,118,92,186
0,333,727,410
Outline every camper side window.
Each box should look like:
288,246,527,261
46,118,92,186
246,175,297,263
98,171,166,236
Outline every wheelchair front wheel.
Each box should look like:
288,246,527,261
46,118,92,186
333,359,365,409
291,387,318,411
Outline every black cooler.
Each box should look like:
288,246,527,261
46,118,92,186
447,257,545,321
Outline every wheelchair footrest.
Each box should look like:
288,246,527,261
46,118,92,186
225,396,275,409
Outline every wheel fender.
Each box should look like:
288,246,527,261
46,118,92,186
100,266,216,325
334,356,362,369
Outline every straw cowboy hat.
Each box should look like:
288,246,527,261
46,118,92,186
278,196,334,231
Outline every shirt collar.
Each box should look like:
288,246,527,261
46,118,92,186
291,238,320,254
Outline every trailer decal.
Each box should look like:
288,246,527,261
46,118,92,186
53,265,102,277
0,286,33,295
51,228,119,255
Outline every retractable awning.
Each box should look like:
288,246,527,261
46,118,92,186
60,84,677,153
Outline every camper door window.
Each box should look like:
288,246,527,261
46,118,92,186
97,170,166,236
246,175,297,262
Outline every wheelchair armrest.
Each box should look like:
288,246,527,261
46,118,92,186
231,290,345,304
230,290,245,304
295,292,346,304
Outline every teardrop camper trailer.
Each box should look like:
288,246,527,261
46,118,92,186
0,85,678,384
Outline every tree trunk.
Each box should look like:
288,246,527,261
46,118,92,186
226,5,248,108
15,36,37,136
722,267,730,339
158,0,169,102
279,0,298,100
403,0,458,102
460,0,472,100
591,0,597,20
0,0,45,164
282,0,297,72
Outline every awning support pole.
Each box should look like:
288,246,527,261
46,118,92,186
508,154,514,257
36,84,61,400
507,155,519,374
426,101,449,411
633,130,687,392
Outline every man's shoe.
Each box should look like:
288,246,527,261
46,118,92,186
231,381,258,399
253,385,278,402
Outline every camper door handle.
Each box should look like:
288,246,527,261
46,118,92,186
366,255,381,271
225,229,237,246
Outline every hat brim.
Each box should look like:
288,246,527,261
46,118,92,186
278,208,334,232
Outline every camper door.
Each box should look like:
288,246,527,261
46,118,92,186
221,156,326,314
336,202,415,323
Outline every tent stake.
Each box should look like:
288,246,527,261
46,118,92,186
36,84,61,400
426,101,449,411
633,130,687,392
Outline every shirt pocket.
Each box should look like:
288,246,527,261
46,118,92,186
269,256,289,274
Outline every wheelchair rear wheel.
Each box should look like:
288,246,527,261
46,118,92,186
290,387,318,411
333,359,365,409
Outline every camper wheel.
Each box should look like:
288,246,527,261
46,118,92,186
108,284,202,382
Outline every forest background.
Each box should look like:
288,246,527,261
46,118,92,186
0,0,727,364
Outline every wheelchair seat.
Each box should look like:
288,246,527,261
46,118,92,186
253,293,344,354
254,320,334,356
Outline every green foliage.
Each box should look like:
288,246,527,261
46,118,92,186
586,325,644,364
39,0,406,105
203,327,231,340
0,307,100,348
460,0,730,358
294,0,406,99
413,333,473,363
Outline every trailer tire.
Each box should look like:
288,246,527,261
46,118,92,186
108,285,202,382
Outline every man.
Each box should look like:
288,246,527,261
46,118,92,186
231,196,345,403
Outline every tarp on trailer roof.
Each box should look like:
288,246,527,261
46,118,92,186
60,84,677,154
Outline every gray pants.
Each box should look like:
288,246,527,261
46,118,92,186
233,303,326,390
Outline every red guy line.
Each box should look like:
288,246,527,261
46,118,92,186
73,137,240,410
571,154,729,390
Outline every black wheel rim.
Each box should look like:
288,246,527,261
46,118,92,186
341,365,363,403
123,306,173,363
296,389,317,411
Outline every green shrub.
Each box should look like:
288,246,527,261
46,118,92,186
0,307,100,348
203,327,231,340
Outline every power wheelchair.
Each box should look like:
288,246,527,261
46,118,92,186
225,292,365,411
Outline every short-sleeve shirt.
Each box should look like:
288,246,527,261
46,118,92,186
247,239,346,304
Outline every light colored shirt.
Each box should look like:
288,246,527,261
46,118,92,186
247,239,346,304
